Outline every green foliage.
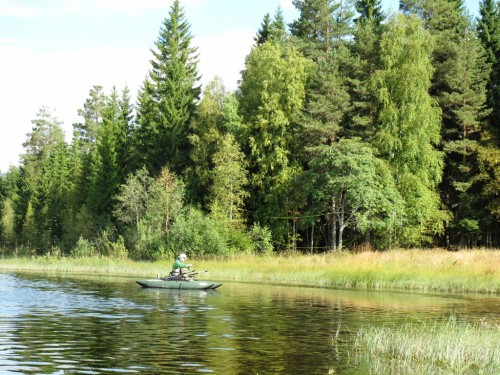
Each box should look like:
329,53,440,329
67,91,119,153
74,85,106,152
255,7,288,46
114,166,185,260
166,207,230,256
291,0,355,58
94,227,128,258
0,167,19,248
209,133,248,226
71,236,97,258
114,166,153,228
355,0,384,25
239,41,311,243
186,77,228,204
304,139,404,250
249,223,274,254
3,1,500,255
371,14,448,245
87,86,134,222
135,0,200,175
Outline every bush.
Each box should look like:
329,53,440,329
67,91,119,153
94,227,128,258
166,207,230,256
70,236,97,258
108,235,128,258
226,227,253,253
250,223,274,254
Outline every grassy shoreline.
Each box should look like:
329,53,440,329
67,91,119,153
353,316,500,374
0,249,499,294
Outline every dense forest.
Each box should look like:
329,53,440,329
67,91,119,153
1,0,499,259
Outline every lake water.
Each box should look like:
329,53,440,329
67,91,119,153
0,271,499,374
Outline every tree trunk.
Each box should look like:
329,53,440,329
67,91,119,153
331,197,337,251
310,223,314,254
338,196,344,252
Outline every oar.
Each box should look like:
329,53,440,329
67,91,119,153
187,270,208,277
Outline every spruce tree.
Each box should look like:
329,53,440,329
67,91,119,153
87,87,123,224
477,0,500,246
255,13,272,45
255,7,288,46
355,0,384,25
135,0,200,176
439,25,491,247
17,108,68,252
478,0,500,135
346,23,380,137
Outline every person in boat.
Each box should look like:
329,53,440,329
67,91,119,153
170,253,192,279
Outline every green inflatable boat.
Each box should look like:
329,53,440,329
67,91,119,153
136,278,222,290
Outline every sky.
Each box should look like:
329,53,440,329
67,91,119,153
0,0,480,173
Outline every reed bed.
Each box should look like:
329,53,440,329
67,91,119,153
353,316,500,375
0,248,499,293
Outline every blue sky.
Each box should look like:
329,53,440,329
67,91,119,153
0,0,480,172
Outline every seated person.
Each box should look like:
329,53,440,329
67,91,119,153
169,253,192,280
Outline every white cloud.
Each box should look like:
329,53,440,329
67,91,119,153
195,28,254,91
0,0,211,19
0,25,255,172
279,0,295,12
0,42,151,172
0,1,41,17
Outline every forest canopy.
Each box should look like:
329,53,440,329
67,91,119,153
1,0,499,259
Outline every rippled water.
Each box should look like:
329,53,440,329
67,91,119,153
0,272,499,374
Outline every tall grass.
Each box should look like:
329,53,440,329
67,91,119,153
353,316,500,374
201,249,500,293
0,248,499,293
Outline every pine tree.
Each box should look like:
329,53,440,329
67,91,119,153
290,0,355,153
135,0,200,176
74,85,106,153
291,0,354,58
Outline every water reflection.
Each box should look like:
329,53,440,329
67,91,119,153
0,272,498,374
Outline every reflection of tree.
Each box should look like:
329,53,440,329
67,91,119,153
6,273,480,374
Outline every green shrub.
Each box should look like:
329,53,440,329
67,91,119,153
71,236,97,258
108,235,128,259
250,223,273,254
166,207,229,256
226,227,253,253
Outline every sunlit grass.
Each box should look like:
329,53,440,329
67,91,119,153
0,248,499,293
353,316,500,374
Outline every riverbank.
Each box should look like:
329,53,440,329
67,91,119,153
0,248,499,294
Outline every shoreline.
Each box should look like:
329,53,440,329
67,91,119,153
1,249,499,294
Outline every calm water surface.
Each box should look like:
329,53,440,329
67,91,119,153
0,271,499,374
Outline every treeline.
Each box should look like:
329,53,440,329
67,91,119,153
1,0,499,259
